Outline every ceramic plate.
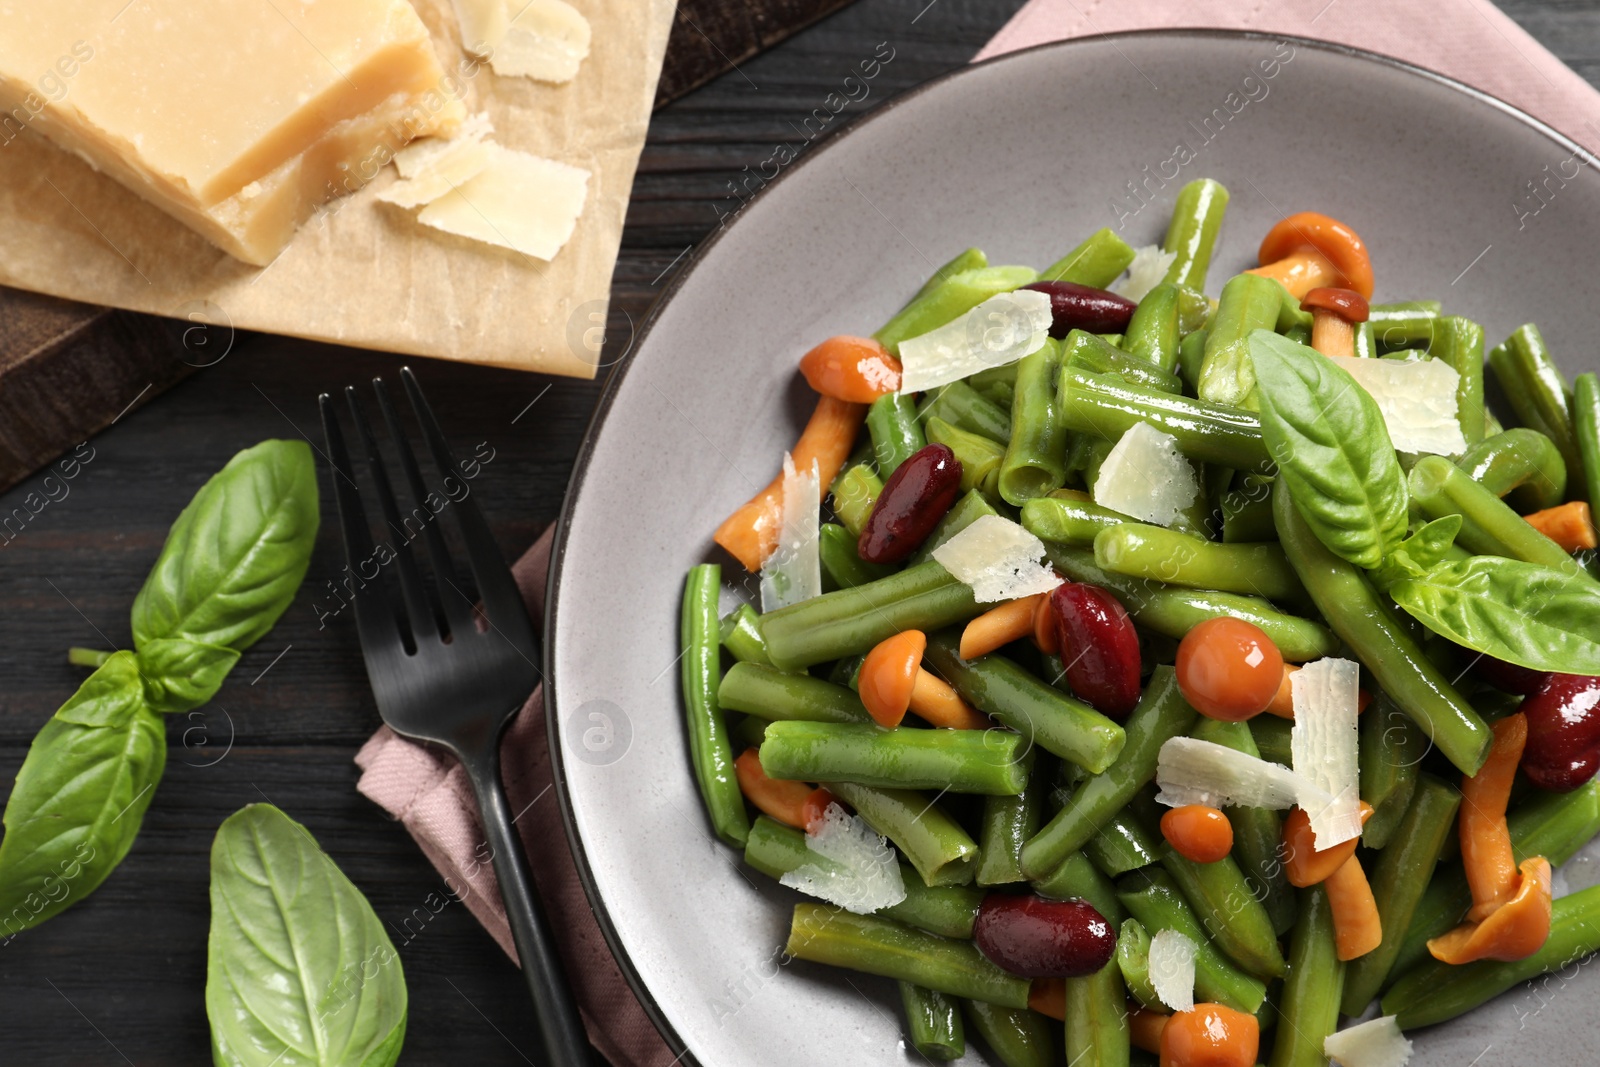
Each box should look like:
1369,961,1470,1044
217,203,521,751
547,30,1600,1067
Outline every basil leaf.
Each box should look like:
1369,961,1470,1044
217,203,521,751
137,638,241,714
208,804,407,1067
1369,515,1463,593
0,653,165,933
1391,556,1600,673
1249,330,1409,569
132,439,319,655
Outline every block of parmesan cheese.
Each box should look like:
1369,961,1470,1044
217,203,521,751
0,0,463,265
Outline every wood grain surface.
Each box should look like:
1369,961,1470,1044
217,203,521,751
0,1,1595,1065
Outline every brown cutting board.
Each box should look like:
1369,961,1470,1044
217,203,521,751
0,0,857,495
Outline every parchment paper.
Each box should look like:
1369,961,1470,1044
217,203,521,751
0,0,676,379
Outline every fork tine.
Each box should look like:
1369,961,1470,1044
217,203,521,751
319,393,401,649
345,386,440,646
400,366,536,646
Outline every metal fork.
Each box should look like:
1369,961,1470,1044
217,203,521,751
320,368,588,1066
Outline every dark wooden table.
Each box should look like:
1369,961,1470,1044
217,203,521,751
1,2,1595,1063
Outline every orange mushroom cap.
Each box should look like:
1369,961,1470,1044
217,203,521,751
859,630,927,728
1301,286,1371,323
1428,856,1553,964
1283,802,1375,887
1257,212,1374,299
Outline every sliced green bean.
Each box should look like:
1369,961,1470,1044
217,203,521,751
1358,697,1428,850
1123,283,1181,373
1456,428,1567,512
828,782,982,889
1093,523,1304,602
1274,480,1492,775
1059,366,1270,472
1030,850,1125,925
1352,319,1377,359
718,661,872,724
786,904,1031,1008
1063,959,1131,1067
1268,886,1344,1067
911,490,1000,565
977,766,1047,887
1116,919,1160,1008
818,522,897,591
920,380,1012,444
966,1000,1056,1067
999,338,1070,505
1189,718,1293,937
926,417,1005,497
1340,774,1461,1016
867,393,925,478
1490,323,1581,480
1021,493,1141,547
1220,474,1276,543
760,560,981,670
1409,454,1577,572
968,361,1021,408
1161,844,1286,979
829,463,882,539
1162,178,1230,292
761,721,1027,796
1086,810,1161,878
1176,285,1212,337
1249,714,1292,767
1178,326,1208,395
1117,867,1267,1013
1063,329,1184,394
682,565,749,847
875,265,1039,354
1431,316,1486,447
1576,372,1600,506
719,602,772,666
901,983,965,1061
1042,228,1136,288
1021,667,1196,878
908,247,989,304
1197,273,1285,409
1368,300,1441,349
924,631,1126,774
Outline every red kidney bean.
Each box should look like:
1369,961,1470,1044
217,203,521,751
857,444,962,564
1470,651,1550,696
974,894,1115,978
1050,582,1141,718
1521,673,1600,792
1020,281,1137,339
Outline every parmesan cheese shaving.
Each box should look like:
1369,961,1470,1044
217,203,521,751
1324,1015,1413,1067
450,0,509,56
760,454,822,612
1339,356,1469,456
392,113,494,178
416,145,591,261
1110,245,1178,303
1093,421,1201,527
898,291,1052,394
1148,928,1197,1013
930,515,1062,604
1291,658,1364,849
378,137,496,208
780,803,906,914
490,0,593,83
1156,736,1328,811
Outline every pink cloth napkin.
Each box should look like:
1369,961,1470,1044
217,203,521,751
357,6,1600,1065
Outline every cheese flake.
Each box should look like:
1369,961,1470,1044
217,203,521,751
378,137,496,208
450,0,509,56
1291,658,1364,849
416,145,591,261
392,112,494,178
1340,356,1468,456
1093,421,1201,527
760,454,822,612
490,0,593,83
1156,736,1328,811
898,290,1052,394
1110,245,1178,303
780,803,906,914
1324,1015,1413,1067
1148,929,1197,1013
930,515,1062,604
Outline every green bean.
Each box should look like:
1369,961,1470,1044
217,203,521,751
827,781,983,888
1045,546,1337,661
875,265,1039,354
1117,867,1268,1013
926,417,1005,497
1490,323,1581,480
1162,178,1230,292
818,522,897,591
867,393,925,478
1161,844,1286,979
1059,367,1270,472
718,661,872,724
1274,480,1492,775
1086,810,1161,878
732,713,768,749
999,338,1070,505
1178,327,1208,395
1176,285,1212,336
1368,300,1441,348
924,631,1126,774
1063,329,1184,394
1063,959,1131,1067
1339,774,1461,1016
1249,714,1292,766
1020,492,1138,547
1123,283,1181,373
760,560,981,670
1384,884,1600,1029
1093,524,1304,603
1031,850,1125,925
899,983,965,1061
1116,919,1161,1007
761,721,1027,796
1456,428,1568,512
1431,316,1487,447
968,361,1021,408
1358,697,1428,850
829,463,882,539
681,565,749,847
1387,780,1600,983
1042,228,1136,288
1220,475,1276,543
908,247,989,304
1189,718,1293,938
719,602,772,666
1021,667,1196,878
920,380,1012,443
977,764,1047,887
966,1000,1056,1067
1576,373,1600,507
786,904,1032,1008
1196,273,1285,409
1408,454,1577,572
1352,319,1377,359
1268,887,1344,1067
911,489,1001,565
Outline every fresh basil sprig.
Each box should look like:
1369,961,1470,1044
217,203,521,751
1368,515,1463,593
1391,555,1600,673
208,804,407,1067
0,440,318,934
1249,330,1410,569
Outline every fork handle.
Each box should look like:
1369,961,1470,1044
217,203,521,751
463,747,591,1066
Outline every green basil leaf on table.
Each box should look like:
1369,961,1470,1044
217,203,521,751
1368,515,1463,593
0,652,164,934
136,637,242,714
1391,556,1600,673
1248,330,1409,569
208,804,407,1067
132,439,319,655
